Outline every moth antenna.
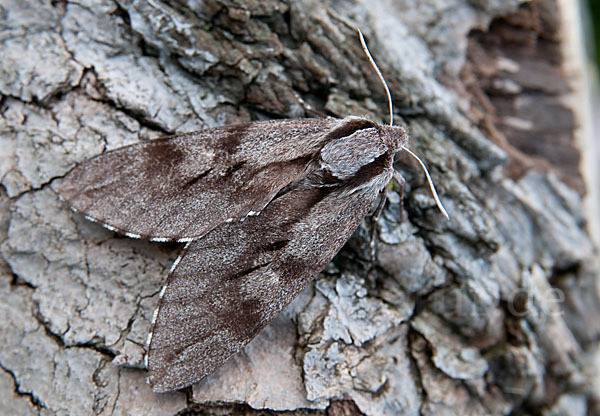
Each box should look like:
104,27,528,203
401,146,450,220
358,29,448,219
357,28,394,126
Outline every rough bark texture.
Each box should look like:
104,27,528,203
0,0,598,415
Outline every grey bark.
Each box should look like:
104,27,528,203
0,0,598,415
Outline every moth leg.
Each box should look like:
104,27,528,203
369,173,406,262
393,171,406,223
369,187,388,263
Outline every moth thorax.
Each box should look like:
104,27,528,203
319,127,392,180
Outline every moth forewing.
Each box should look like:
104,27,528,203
57,118,342,242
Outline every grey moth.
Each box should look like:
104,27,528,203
57,30,447,393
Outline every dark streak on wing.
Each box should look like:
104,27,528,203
261,240,289,252
181,168,213,191
228,263,270,281
225,161,246,175
273,187,335,231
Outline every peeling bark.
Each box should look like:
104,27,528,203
0,0,598,415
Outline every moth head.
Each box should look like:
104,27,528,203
378,124,409,153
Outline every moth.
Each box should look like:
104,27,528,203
57,29,448,393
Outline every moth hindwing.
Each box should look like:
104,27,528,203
58,115,409,392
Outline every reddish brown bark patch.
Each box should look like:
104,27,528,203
460,0,583,194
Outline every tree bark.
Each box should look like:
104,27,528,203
0,0,598,415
